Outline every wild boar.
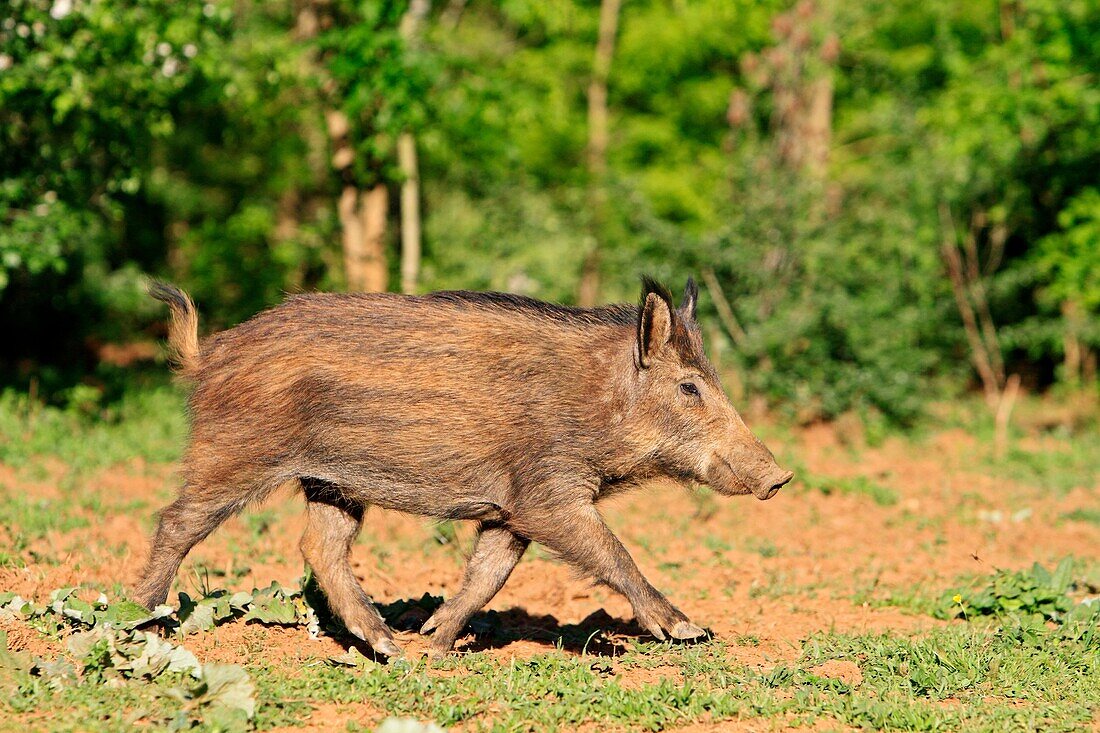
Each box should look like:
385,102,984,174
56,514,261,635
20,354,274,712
136,277,793,656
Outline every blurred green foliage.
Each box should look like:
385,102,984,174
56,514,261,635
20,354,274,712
1,0,1098,419
0,385,184,469
937,557,1100,631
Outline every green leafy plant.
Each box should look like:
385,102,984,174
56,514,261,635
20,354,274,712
0,590,256,729
936,558,1100,626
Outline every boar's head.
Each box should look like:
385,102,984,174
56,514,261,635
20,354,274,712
629,277,793,500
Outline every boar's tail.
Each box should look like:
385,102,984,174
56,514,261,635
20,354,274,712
149,280,201,377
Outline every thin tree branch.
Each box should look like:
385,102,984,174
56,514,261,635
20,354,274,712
701,268,747,346
994,373,1021,460
939,202,1001,406
964,212,1006,385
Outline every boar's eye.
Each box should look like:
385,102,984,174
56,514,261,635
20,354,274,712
679,382,700,397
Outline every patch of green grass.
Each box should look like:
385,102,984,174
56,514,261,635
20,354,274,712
701,534,732,554
921,394,1100,496
1062,508,1100,526
959,404,1100,496
745,537,780,558
874,558,1100,627
243,509,279,539
4,582,1100,732
0,491,90,561
0,386,186,474
0,493,89,538
0,663,194,731
799,472,900,507
747,569,818,600
247,622,1100,732
991,443,1100,495
0,553,24,569
252,643,769,731
789,624,1100,731
868,586,941,617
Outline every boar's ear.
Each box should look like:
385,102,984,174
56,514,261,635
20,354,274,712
638,277,676,368
681,277,698,321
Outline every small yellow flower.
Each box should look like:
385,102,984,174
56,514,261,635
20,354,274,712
952,594,963,604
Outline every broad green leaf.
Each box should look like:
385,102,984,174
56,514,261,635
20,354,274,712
199,663,256,720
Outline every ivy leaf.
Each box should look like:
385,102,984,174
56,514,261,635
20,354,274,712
33,656,77,690
66,628,106,662
228,591,253,611
178,598,217,635
48,588,96,626
166,644,203,678
198,663,255,720
101,600,173,630
126,631,188,679
0,595,34,622
243,584,298,626
1050,557,1075,594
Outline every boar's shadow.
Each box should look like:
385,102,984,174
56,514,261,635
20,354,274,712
313,589,710,658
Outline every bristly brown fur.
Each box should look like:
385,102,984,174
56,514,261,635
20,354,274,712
148,280,200,378
425,290,638,327
135,278,792,656
640,275,675,310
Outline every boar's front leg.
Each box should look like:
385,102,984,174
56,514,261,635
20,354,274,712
420,522,529,654
299,479,402,657
514,503,705,642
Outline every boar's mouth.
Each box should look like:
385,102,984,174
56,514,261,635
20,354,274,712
712,458,792,501
707,457,754,497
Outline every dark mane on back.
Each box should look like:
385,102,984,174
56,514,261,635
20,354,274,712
424,290,638,327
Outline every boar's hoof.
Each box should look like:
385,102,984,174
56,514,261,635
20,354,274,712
425,643,455,659
418,612,442,635
670,621,707,640
348,625,403,658
371,637,404,658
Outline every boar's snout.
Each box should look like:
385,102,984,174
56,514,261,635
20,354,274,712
755,468,794,501
705,428,793,500
707,456,792,500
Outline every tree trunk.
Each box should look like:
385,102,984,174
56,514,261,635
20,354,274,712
578,0,622,307
999,0,1017,41
326,107,389,293
802,76,832,178
397,0,429,295
1056,299,1091,385
441,0,467,29
340,184,389,292
398,132,421,294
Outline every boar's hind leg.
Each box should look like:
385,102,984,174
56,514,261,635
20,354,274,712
420,523,529,654
516,504,705,642
136,487,247,609
299,478,401,657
